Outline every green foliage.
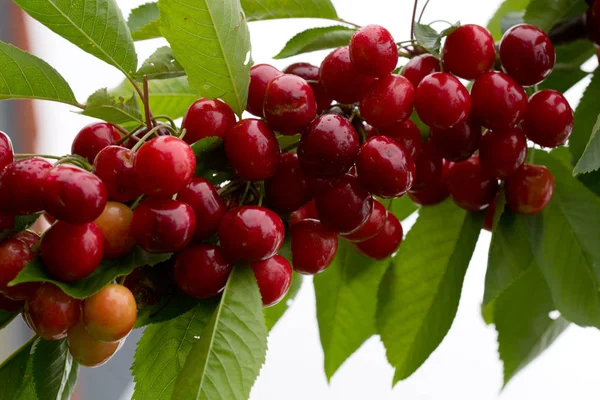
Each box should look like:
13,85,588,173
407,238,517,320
500,12,525,34
413,22,460,58
33,339,78,400
0,310,17,330
390,196,419,221
274,26,356,59
540,41,595,93
0,338,35,400
190,137,233,185
524,0,587,31
128,2,162,41
81,88,143,125
134,293,198,329
574,114,600,175
0,214,41,242
487,0,531,40
570,70,600,164
264,272,303,331
137,47,185,80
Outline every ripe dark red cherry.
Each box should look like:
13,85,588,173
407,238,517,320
181,98,237,144
408,182,449,206
412,140,444,191
72,122,120,163
429,119,482,162
500,24,555,86
24,283,80,340
42,164,107,224
174,243,233,299
265,153,310,213
355,212,403,260
0,157,52,215
415,72,471,129
131,199,196,253
356,136,415,198
349,24,398,77
522,90,574,148
359,75,415,129
83,284,137,342
442,24,496,80
0,294,23,312
505,164,555,215
251,255,293,307
471,72,528,131
224,119,280,181
479,128,528,179
298,114,359,178
15,230,41,250
247,64,283,117
0,131,14,171
0,214,15,232
378,120,423,159
40,221,104,282
283,62,333,114
93,146,142,203
586,1,600,45
403,54,441,88
67,320,121,367
264,74,317,135
134,136,196,198
0,238,34,292
342,199,387,242
177,177,226,241
320,46,377,104
94,202,135,259
219,206,285,263
289,200,319,226
291,219,338,275
446,156,499,211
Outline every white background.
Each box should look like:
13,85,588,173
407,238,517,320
16,0,600,399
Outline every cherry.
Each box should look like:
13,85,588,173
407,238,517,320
0,214,15,232
224,119,280,181
408,181,449,206
412,140,444,191
429,119,482,162
586,1,600,45
0,293,23,312
14,230,40,249
219,206,285,263
441,24,496,80
283,62,333,114
522,90,574,148
0,157,52,215
23,283,80,340
174,243,233,299
500,24,555,86
470,71,528,131
251,255,293,307
93,146,141,203
355,212,403,260
297,114,359,178
378,120,423,159
94,202,136,259
247,64,283,117
403,54,441,88
446,156,499,211
291,219,338,275
483,196,498,232
0,131,14,171
177,177,226,241
415,72,471,129
342,199,387,242
360,75,415,129
71,122,120,163
181,98,236,144
505,164,554,215
265,153,310,213
134,136,196,198
83,284,136,342
40,221,104,282
349,24,398,77
131,199,196,253
264,74,317,135
479,128,528,179
289,200,319,226
67,320,121,367
0,238,34,293
320,46,377,104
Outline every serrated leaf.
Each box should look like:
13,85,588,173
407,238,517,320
81,88,143,125
33,339,78,400
487,0,531,40
128,2,162,41
132,300,218,400
413,22,459,57
14,0,137,75
524,0,587,32
574,114,600,175
172,266,267,400
500,11,525,34
0,337,35,400
314,240,389,380
137,47,185,80
135,293,199,329
159,0,252,117
10,247,172,299
274,26,356,59
377,200,482,383
0,41,77,106
540,40,595,93
570,69,600,164
390,196,419,221
264,272,303,331
0,214,41,242
0,310,17,330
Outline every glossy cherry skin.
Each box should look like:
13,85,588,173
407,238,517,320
83,284,137,342
224,119,280,181
320,46,377,104
265,153,310,213
483,195,498,232
378,120,422,159
355,212,403,260
446,156,499,211
412,140,444,191
283,63,333,114
219,206,285,263
40,221,104,282
342,199,387,243
174,243,233,299
360,75,415,129
298,114,359,178
181,98,236,144
15,230,41,250
408,182,449,206
177,177,226,241
500,24,555,86
94,202,136,259
134,136,196,198
251,255,293,307
289,200,319,226
415,72,471,129
68,320,121,367
349,24,398,77
403,54,441,88
479,128,528,179
291,219,338,275
429,119,482,162
0,294,23,312
247,64,283,117
0,157,52,215
442,24,496,80
24,283,81,340
0,238,34,294
264,74,317,135
505,164,554,215
471,72,528,131
522,90,574,148
0,131,14,171
93,146,142,203
72,122,120,163
131,199,196,253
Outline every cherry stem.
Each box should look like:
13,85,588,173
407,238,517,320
131,125,165,152
337,18,361,29
14,154,62,160
258,181,265,207
239,181,252,205
418,0,431,23
143,75,153,131
115,125,145,145
281,140,301,152
153,115,178,130
113,124,130,137
179,128,187,141
410,0,419,39
388,198,395,211
528,146,536,164
131,195,144,210
54,156,92,171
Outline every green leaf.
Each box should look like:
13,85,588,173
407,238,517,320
135,293,199,329
10,247,172,299
137,47,185,80
274,26,356,59
315,240,389,380
172,266,267,400
33,339,78,400
128,2,162,41
14,0,137,76
0,214,41,242
524,0,586,31
540,40,595,93
500,12,525,34
81,88,143,125
413,22,459,58
158,0,252,117
574,114,600,175
189,137,233,184
0,41,77,106
377,200,482,383
132,300,218,400
264,273,303,331
390,196,419,221
0,310,17,330
570,69,600,164
0,337,35,400
487,0,531,40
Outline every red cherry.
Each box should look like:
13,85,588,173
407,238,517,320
378,120,422,159
224,119,280,181
403,54,441,88
505,164,554,215
247,64,283,117
123,125,171,150
349,25,398,77
483,195,498,232
291,219,338,275
252,255,293,307
412,140,444,191
94,202,136,259
415,72,471,129
289,200,319,227
360,75,415,129
264,74,317,135
479,128,527,179
409,160,451,206
342,199,387,242
446,156,499,211
24,283,81,340
0,157,52,215
181,98,236,144
67,320,121,367
522,90,574,148
93,146,142,203
0,131,14,171
177,177,225,241
174,243,233,299
14,230,40,249
355,212,403,260
0,238,34,291
265,153,310,213
83,284,137,342
283,62,333,114
0,214,15,232
442,24,496,80
0,293,22,312
72,122,120,163
587,2,600,45
320,46,377,104
429,119,482,162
